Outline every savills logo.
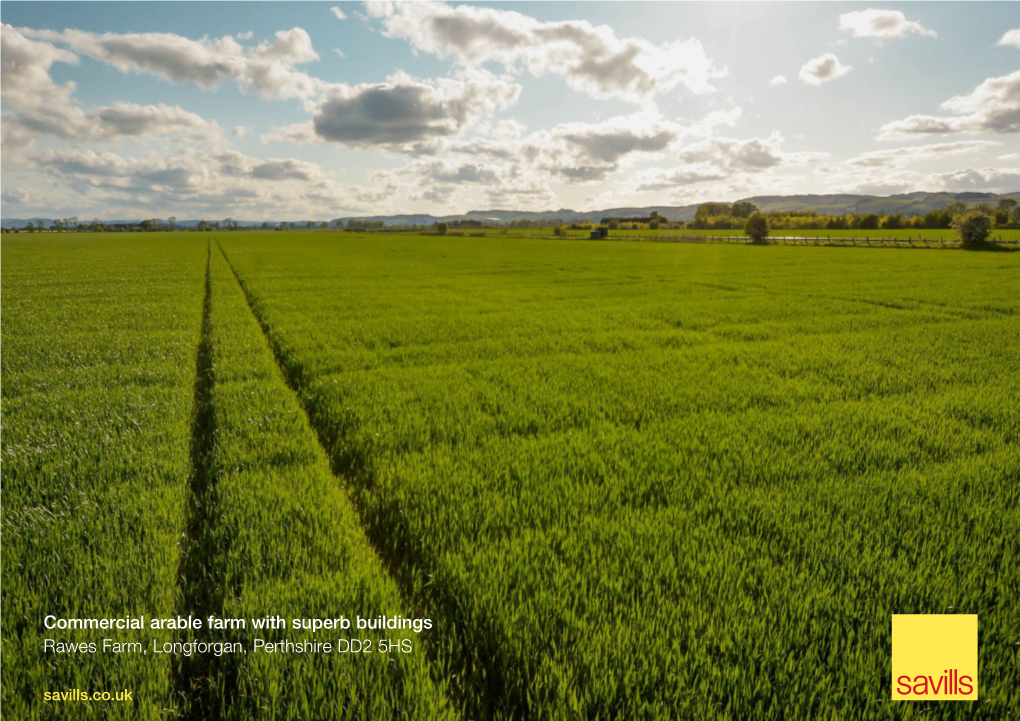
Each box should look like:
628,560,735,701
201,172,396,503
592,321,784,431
892,614,978,700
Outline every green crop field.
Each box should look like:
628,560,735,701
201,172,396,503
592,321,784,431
3,232,1019,719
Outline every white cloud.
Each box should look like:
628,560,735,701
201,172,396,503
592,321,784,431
237,31,254,41
769,75,787,86
1,188,35,205
332,48,346,58
999,152,1020,161
20,26,322,99
878,70,1020,139
265,71,520,151
1,25,220,149
407,160,499,185
995,28,1020,48
925,167,1020,193
30,146,357,217
678,132,828,172
839,9,936,42
841,140,1000,169
330,6,347,21
232,125,248,137
633,167,728,191
443,111,719,185
557,116,678,163
364,1,725,102
1,23,78,111
799,53,852,86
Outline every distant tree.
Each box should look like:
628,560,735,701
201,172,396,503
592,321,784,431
608,220,619,230
198,220,208,232
993,199,1015,226
168,216,176,231
319,221,328,229
436,222,448,236
261,222,269,230
744,213,770,244
858,213,880,230
140,219,156,232
69,216,79,231
1012,206,1020,225
953,211,993,248
882,213,903,230
26,221,35,232
731,201,758,218
695,202,731,219
306,220,315,229
553,226,567,237
649,221,660,230
946,201,968,216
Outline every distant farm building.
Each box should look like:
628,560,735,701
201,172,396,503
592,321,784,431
590,227,609,240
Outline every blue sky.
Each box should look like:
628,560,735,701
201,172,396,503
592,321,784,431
2,2,1018,219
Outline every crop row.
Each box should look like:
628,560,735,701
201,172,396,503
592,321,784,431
190,245,452,719
2,236,208,720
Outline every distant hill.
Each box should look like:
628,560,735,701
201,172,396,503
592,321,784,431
740,192,1020,217
335,191,1020,227
3,191,1018,229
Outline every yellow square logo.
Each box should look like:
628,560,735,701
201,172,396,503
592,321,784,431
892,614,978,700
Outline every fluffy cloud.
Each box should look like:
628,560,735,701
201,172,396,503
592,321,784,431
30,146,356,217
840,141,1000,169
1,25,220,149
634,167,728,191
557,116,679,164
20,26,322,99
813,142,1013,196
330,7,347,21
799,53,852,86
364,1,725,102
265,72,520,151
450,112,695,184
414,161,499,184
90,103,218,140
1,23,78,109
625,131,827,194
878,70,1020,139
364,158,554,210
839,9,936,41
678,133,827,172
926,167,1020,193
1,188,35,205
995,28,1020,48
769,75,788,86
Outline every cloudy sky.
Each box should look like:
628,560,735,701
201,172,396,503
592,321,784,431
2,2,1019,219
